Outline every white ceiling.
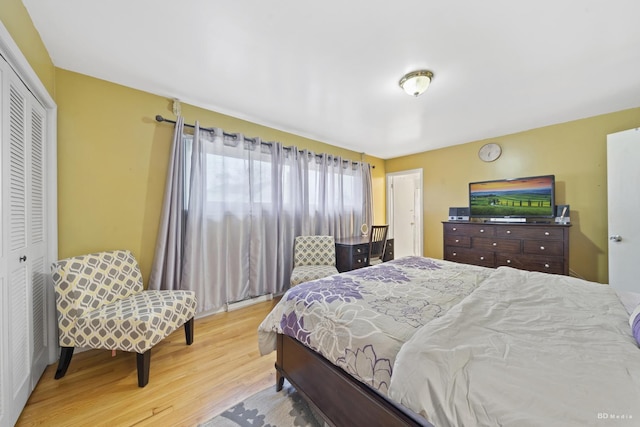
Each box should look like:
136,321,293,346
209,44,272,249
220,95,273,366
22,0,640,159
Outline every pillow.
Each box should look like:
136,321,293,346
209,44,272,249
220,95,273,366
630,304,640,346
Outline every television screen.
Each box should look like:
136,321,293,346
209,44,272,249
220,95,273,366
469,175,555,219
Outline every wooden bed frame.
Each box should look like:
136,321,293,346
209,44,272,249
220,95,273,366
275,333,433,427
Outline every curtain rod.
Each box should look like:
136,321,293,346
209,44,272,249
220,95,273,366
155,115,373,168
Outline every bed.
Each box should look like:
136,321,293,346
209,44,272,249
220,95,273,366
258,257,640,426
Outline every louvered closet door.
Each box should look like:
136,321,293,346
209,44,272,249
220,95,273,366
0,60,7,427
0,55,49,426
29,98,48,384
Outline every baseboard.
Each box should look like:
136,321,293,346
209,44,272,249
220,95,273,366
227,293,273,312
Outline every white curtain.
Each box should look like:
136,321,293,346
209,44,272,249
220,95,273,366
150,119,373,312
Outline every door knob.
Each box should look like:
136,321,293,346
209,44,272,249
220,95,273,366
609,235,622,242
19,255,27,262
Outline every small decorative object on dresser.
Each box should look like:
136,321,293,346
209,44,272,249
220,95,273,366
448,207,470,221
555,204,570,224
443,221,570,275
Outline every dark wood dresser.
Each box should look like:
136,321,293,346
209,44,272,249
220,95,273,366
335,236,394,273
443,221,570,275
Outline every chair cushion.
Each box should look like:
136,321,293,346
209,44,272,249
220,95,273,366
73,290,197,353
290,265,339,286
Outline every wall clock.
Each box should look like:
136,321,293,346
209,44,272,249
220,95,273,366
478,143,502,162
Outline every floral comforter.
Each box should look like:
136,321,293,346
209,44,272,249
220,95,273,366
257,256,492,395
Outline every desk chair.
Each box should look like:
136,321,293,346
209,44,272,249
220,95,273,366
368,225,389,266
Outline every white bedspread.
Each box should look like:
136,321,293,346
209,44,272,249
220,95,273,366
389,267,640,427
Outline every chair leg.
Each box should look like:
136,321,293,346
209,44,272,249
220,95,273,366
137,350,151,387
184,317,194,345
54,347,75,379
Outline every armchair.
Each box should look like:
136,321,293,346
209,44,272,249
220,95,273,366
290,235,339,286
51,250,197,387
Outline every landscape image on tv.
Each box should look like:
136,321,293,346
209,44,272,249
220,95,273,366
469,176,554,217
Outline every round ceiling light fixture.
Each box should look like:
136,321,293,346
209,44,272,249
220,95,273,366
399,70,434,97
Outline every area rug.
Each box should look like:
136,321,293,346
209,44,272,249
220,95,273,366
200,381,327,427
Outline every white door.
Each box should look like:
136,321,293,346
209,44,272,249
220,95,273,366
28,98,50,384
0,52,50,427
387,169,423,258
607,127,640,292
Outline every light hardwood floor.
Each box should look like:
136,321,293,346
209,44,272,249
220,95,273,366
16,298,280,427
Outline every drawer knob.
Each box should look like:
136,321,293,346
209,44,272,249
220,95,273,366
506,259,511,264
480,256,485,260
357,258,362,263
506,230,511,234
452,227,457,231
480,229,485,233
544,263,550,268
452,252,457,256
544,231,550,236
356,248,362,253
492,242,497,246
455,239,460,243
540,246,545,250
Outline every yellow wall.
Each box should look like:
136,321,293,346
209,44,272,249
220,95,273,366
0,0,55,97
55,69,385,282
386,108,640,283
366,156,387,224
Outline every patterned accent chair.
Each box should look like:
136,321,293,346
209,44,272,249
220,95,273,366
51,250,197,387
290,235,339,286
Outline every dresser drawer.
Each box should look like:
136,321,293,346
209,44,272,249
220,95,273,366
496,226,564,240
497,254,564,275
445,247,494,268
336,242,368,272
444,223,496,237
351,244,368,257
351,243,369,269
523,240,564,256
351,255,368,269
473,237,521,253
444,235,471,247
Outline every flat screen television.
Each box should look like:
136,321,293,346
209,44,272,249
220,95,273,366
469,175,555,220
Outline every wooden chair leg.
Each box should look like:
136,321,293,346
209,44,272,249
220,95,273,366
137,350,151,387
184,317,194,345
54,346,75,379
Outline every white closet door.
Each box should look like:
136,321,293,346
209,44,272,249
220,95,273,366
0,22,57,427
29,99,49,384
0,56,7,427
5,64,33,426
0,55,50,427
